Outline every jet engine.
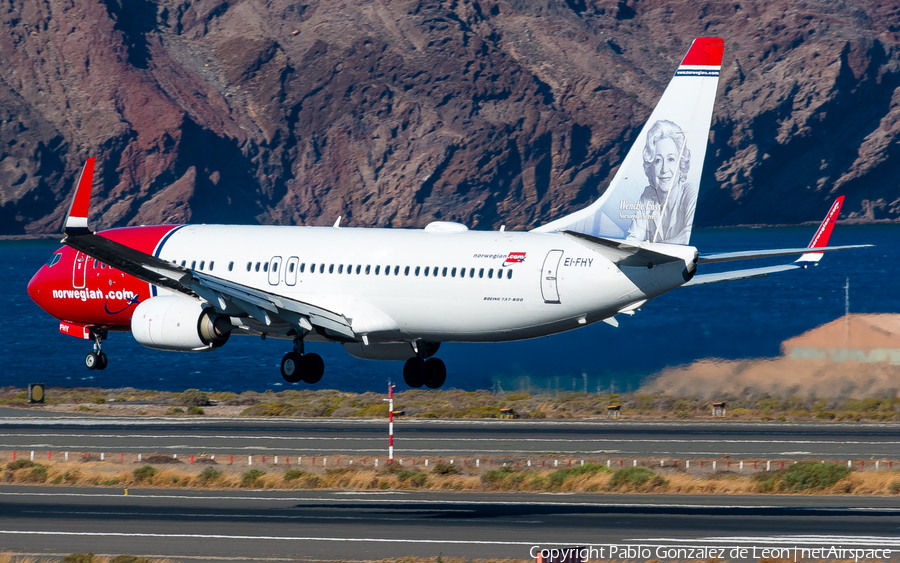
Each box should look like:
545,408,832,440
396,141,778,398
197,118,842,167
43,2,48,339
131,295,232,351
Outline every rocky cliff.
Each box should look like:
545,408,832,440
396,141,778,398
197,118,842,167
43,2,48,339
1,0,898,235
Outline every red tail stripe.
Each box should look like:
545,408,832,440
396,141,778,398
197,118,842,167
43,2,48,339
680,37,724,67
808,196,844,249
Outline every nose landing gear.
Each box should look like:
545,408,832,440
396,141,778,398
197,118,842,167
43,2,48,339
280,336,325,384
85,330,108,371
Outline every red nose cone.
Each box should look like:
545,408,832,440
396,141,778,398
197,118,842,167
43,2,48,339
27,267,46,308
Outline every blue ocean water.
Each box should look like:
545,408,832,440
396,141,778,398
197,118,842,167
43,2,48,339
1,224,896,394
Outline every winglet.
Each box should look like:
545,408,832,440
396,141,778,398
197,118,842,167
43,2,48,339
63,158,95,236
795,196,844,267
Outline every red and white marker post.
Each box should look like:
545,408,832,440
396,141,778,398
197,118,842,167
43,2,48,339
384,382,396,462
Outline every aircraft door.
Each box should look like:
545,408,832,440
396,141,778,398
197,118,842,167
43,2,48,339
268,256,283,285
72,251,87,289
285,256,299,286
541,250,564,303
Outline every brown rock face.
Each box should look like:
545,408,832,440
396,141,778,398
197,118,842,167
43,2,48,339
1,0,898,235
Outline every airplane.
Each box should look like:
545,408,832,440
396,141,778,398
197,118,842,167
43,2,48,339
27,37,871,388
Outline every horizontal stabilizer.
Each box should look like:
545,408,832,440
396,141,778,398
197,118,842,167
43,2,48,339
682,264,800,286
698,244,872,264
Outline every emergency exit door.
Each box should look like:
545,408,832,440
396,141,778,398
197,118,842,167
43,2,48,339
541,250,563,303
72,251,87,289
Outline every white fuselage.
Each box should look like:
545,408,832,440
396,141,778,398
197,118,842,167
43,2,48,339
154,224,694,344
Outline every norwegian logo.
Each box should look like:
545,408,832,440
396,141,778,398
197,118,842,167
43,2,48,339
503,252,526,266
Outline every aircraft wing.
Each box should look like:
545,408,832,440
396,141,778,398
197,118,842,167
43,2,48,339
685,196,872,287
60,159,356,341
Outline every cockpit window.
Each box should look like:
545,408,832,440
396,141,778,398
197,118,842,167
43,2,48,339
45,253,62,267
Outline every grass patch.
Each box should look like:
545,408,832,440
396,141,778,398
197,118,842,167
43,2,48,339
240,468,266,488
754,461,852,493
284,469,308,481
197,467,222,485
133,465,158,483
7,459,36,471
241,402,295,417
608,466,668,491
431,462,460,476
547,462,610,490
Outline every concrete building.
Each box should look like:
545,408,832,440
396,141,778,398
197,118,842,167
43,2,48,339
782,314,900,365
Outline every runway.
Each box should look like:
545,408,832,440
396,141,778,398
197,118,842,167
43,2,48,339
1,486,899,561
1,413,899,459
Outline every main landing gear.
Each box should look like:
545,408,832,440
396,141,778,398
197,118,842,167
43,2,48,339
85,330,108,371
403,357,446,389
280,337,325,384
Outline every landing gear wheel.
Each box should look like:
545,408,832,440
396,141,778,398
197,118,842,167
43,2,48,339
403,357,427,388
281,351,305,383
424,357,447,389
96,352,108,371
85,353,99,370
303,353,324,384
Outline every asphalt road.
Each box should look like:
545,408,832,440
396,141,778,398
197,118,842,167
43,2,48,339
1,414,899,460
1,486,899,561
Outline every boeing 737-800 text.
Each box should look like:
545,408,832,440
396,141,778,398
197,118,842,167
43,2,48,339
27,38,870,388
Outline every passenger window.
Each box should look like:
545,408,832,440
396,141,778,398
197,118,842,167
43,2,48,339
470,268,475,277
356,265,361,274
310,263,316,273
255,262,261,272
451,267,456,277
404,266,410,276
92,259,98,269
479,268,484,278
246,262,251,271
272,262,277,272
182,261,187,267
424,267,430,276
365,265,371,275
191,260,197,270
329,264,334,274
101,263,106,269
442,267,448,277
289,263,295,273
263,262,269,272
375,265,380,275
200,261,205,270
395,266,400,275
433,267,438,277
300,263,306,273
488,268,493,278
229,262,234,271
338,264,343,274
210,261,214,270
384,265,390,275
415,266,420,276
507,269,513,279
319,264,325,273
347,264,352,274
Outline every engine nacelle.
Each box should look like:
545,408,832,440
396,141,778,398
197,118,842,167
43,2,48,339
131,296,231,352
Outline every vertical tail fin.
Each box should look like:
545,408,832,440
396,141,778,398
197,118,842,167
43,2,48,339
63,157,95,236
535,38,724,245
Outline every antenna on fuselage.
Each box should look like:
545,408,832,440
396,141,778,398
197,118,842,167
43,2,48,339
333,216,342,228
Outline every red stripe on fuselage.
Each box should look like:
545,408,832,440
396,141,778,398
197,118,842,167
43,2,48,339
27,225,181,331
